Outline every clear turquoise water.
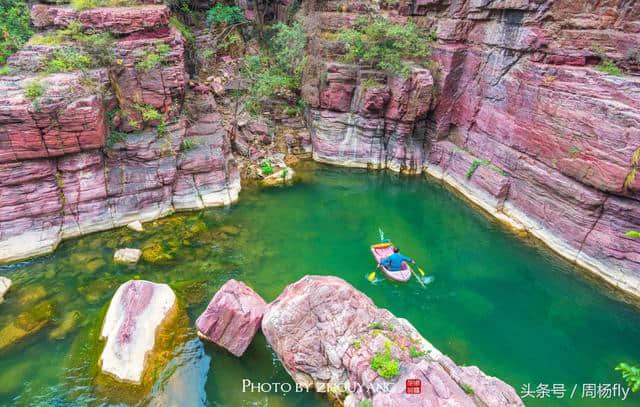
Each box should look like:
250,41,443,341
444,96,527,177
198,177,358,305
0,163,639,406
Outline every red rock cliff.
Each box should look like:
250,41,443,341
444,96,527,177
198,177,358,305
302,0,640,298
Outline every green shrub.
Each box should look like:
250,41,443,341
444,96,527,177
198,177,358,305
358,400,373,407
0,0,33,65
616,363,640,393
23,81,45,100
206,4,244,26
30,23,114,66
596,59,623,77
45,49,93,73
361,77,383,89
370,341,400,379
368,321,384,330
624,147,640,190
0,66,10,75
338,16,434,77
625,231,640,239
180,138,197,151
170,16,195,44
460,383,475,395
242,22,307,115
136,42,171,72
260,160,274,175
352,339,362,349
409,346,429,358
134,104,163,122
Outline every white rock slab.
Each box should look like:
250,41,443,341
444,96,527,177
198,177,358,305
0,276,11,303
114,248,142,264
127,221,144,232
99,280,176,384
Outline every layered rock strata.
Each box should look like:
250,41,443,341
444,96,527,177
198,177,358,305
262,275,523,406
302,0,640,299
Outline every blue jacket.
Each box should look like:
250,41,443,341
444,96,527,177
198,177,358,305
379,253,412,271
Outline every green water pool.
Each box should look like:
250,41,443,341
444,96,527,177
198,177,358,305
0,163,639,406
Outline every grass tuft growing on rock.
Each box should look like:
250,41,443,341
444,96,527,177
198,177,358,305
23,80,46,101
596,59,623,77
45,49,93,73
370,341,400,379
136,42,172,73
70,0,139,10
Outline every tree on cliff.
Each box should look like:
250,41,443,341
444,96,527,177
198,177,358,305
338,16,436,77
0,0,32,65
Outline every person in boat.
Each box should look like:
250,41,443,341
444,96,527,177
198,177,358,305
378,247,415,272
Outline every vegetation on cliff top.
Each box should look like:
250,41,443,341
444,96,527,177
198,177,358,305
0,0,32,65
338,16,435,77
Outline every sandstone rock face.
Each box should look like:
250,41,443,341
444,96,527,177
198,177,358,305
195,279,266,357
0,2,240,264
304,0,640,299
0,277,11,303
100,280,176,384
309,64,433,173
262,276,523,406
31,4,171,34
114,248,142,264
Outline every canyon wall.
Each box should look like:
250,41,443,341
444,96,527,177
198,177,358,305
0,4,240,263
303,0,640,298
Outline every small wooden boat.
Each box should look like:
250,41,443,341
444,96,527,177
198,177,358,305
370,242,411,282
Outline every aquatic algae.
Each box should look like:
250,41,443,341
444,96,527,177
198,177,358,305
142,243,174,263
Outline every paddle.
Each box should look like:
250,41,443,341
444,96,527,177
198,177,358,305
368,227,386,282
409,262,426,288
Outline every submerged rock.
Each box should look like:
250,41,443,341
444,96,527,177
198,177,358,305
0,300,55,351
0,277,11,303
262,167,295,187
99,280,177,384
262,276,523,406
114,248,142,264
17,285,47,306
49,310,81,340
195,279,266,357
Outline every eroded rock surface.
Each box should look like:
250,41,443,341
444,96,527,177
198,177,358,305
99,280,176,383
0,2,240,264
195,279,266,357
262,275,522,406
303,0,640,298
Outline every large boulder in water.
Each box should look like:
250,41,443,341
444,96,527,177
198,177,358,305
99,280,176,384
261,276,523,406
195,279,266,357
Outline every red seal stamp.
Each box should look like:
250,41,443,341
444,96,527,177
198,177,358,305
405,379,421,394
